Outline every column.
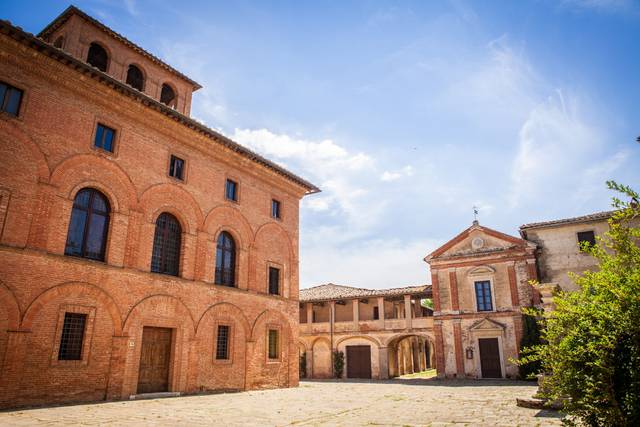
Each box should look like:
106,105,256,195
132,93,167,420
377,297,385,327
453,320,464,377
508,263,520,307
431,271,441,312
433,321,446,378
449,270,460,312
305,349,313,379
352,299,360,331
329,301,336,349
404,294,412,330
378,347,389,379
306,303,313,324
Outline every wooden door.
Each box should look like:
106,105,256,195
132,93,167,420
346,345,372,379
478,338,502,378
137,327,172,394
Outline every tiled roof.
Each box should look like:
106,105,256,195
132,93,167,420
0,19,320,194
38,6,202,89
520,210,615,231
299,283,431,302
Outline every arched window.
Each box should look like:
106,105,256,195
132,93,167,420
215,231,236,287
87,42,108,72
64,188,110,261
126,64,144,91
53,36,64,49
160,83,176,107
151,213,182,276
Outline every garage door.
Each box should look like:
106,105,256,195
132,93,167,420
346,345,372,379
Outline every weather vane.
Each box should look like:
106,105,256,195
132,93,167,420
473,206,479,222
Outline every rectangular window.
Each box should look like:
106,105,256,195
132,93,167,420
577,230,596,247
268,329,279,359
373,306,379,320
475,281,493,312
216,325,230,360
271,199,281,219
169,155,185,180
225,179,238,201
58,312,87,360
0,81,24,117
94,123,116,152
268,266,280,295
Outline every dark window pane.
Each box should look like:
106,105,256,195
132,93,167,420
268,329,278,359
64,189,110,261
269,267,280,295
475,281,492,312
216,325,230,360
94,124,115,153
5,88,22,116
87,43,108,72
215,231,236,286
64,209,87,257
94,125,104,149
373,306,379,320
58,313,87,360
271,199,281,219
169,155,184,180
103,128,114,152
151,213,182,276
225,179,237,201
0,82,23,117
577,231,596,247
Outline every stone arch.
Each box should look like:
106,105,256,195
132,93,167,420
383,332,434,347
21,282,123,335
203,206,254,250
311,336,332,379
251,222,294,295
311,335,331,348
385,332,435,377
335,334,382,348
139,183,203,234
86,40,111,72
51,154,137,213
250,309,294,342
122,294,196,335
195,302,250,338
0,121,50,182
298,339,309,352
0,281,20,330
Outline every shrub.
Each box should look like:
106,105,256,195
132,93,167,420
333,350,344,378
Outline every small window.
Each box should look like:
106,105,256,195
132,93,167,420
475,281,493,312
271,199,281,219
373,306,379,320
0,81,24,117
268,329,279,360
58,312,87,360
87,42,108,72
268,266,280,295
94,123,116,152
216,325,230,360
577,230,596,248
126,64,145,91
160,83,176,107
169,155,185,180
225,179,238,202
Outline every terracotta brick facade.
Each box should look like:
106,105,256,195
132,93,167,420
0,7,317,408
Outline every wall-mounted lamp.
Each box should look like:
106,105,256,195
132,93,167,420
465,347,474,359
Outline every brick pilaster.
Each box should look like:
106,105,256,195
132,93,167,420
431,271,441,312
453,320,464,377
433,321,446,378
508,264,520,307
449,270,459,311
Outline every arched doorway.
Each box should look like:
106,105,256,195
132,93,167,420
387,334,435,378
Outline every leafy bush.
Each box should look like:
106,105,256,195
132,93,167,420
299,352,307,378
333,350,344,378
518,311,543,380
518,182,640,426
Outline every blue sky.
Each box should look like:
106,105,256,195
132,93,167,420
5,0,640,289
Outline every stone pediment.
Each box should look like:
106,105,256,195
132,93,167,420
469,317,506,331
425,223,535,261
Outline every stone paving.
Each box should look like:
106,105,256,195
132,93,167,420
0,379,563,426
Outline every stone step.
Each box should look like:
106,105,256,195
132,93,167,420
129,392,181,400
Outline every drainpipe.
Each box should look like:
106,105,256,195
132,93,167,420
330,300,336,377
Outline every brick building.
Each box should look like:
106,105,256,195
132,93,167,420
0,6,318,408
299,284,434,380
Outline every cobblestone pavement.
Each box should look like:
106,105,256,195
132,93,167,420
0,379,563,426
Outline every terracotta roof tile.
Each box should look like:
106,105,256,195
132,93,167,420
520,210,615,231
299,283,431,302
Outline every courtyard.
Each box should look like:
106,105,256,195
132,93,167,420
0,379,563,426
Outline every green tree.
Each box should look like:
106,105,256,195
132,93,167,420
517,311,542,380
333,350,344,378
519,181,640,426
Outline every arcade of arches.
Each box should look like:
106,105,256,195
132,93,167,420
299,284,435,379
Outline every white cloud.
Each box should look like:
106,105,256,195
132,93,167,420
381,165,414,182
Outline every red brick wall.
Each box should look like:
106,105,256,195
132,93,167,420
0,30,305,408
